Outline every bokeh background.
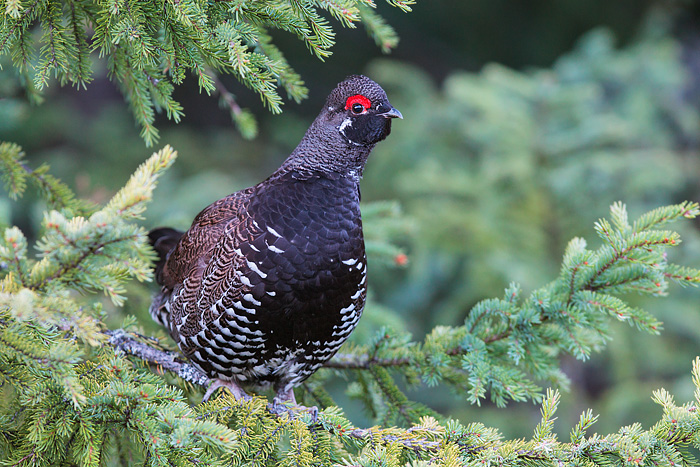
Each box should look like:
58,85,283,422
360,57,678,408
2,0,700,439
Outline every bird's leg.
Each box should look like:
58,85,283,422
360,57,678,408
273,386,318,422
203,378,250,402
273,386,297,406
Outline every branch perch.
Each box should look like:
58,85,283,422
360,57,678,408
104,329,418,378
105,328,446,454
105,328,210,387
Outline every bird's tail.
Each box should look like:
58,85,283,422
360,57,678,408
148,227,184,285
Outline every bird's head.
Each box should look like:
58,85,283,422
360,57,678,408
281,75,402,179
323,75,402,147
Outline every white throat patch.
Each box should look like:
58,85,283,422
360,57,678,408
339,117,362,146
339,117,353,134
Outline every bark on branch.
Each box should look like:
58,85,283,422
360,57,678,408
104,328,210,387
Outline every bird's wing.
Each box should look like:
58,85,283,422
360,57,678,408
163,187,271,346
159,188,254,291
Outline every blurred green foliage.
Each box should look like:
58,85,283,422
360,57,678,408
365,27,700,324
360,29,700,436
2,3,700,443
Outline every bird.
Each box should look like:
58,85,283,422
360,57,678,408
149,75,402,405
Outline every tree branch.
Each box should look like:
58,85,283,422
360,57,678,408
105,329,419,376
104,328,209,387
209,69,243,118
345,426,441,453
323,352,411,369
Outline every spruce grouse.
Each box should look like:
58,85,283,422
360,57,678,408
149,75,402,404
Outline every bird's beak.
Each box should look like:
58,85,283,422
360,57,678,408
379,107,403,119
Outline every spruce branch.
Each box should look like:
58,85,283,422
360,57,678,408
210,70,258,140
319,202,700,408
0,144,176,317
0,0,415,144
357,4,399,52
105,328,210,388
0,141,91,215
324,352,411,369
104,327,440,434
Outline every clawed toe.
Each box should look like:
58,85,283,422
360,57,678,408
203,379,250,402
305,405,319,423
271,395,318,422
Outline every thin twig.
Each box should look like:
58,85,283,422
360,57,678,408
345,426,442,452
209,69,243,117
324,352,411,370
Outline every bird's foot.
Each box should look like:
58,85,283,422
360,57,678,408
272,388,319,422
273,386,297,406
202,379,251,402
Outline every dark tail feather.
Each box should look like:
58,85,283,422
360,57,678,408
148,227,184,285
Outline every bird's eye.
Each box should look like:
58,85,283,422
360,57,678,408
345,94,371,115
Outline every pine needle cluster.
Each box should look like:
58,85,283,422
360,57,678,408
0,0,415,144
1,143,700,465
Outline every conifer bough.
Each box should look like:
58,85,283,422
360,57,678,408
2,143,700,464
0,0,414,144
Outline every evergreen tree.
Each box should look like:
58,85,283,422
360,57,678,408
0,0,414,143
3,3,700,465
0,142,700,465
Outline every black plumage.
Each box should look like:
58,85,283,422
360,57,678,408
149,75,401,403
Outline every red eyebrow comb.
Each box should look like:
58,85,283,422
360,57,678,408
345,94,372,110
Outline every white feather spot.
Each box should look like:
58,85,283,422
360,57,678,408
240,275,252,287
269,244,285,254
243,293,262,306
339,117,352,133
342,258,357,266
267,226,282,238
232,301,256,314
236,314,252,324
247,260,268,278
325,337,345,346
227,319,263,337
